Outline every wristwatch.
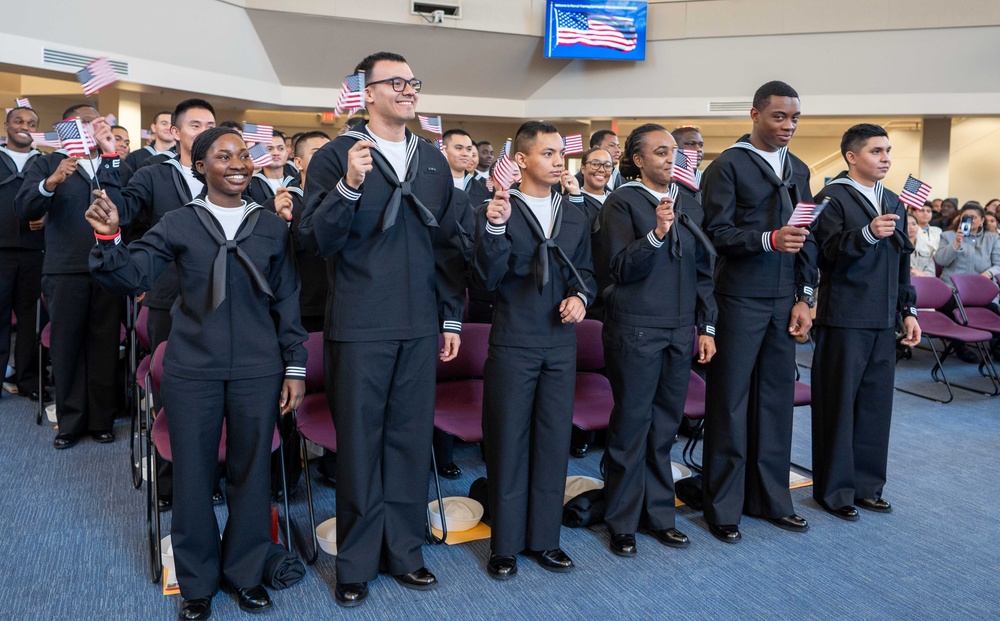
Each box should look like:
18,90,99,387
795,292,816,308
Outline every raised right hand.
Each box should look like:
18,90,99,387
44,157,79,192
869,213,899,239
85,189,120,236
954,229,964,249
485,190,511,225
655,196,675,239
345,140,375,189
774,225,809,253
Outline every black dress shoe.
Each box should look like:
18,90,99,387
644,527,690,548
158,497,173,513
53,433,79,450
212,488,224,505
821,503,859,521
178,597,211,621
334,582,368,607
92,430,115,443
223,584,271,613
609,533,637,557
570,443,588,458
768,514,809,532
437,463,462,479
392,567,438,590
708,523,741,544
528,548,575,573
486,554,517,580
855,497,892,513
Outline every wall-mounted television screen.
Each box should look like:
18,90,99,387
544,0,648,61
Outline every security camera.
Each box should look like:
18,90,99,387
431,10,445,23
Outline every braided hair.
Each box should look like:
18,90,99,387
618,123,668,180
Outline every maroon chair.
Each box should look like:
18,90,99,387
896,276,997,403
570,319,614,440
948,273,1000,394
130,304,152,490
145,342,289,583
433,323,490,444
289,331,334,563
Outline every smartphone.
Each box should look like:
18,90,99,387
960,215,972,236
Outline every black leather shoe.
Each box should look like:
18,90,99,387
92,430,115,443
486,554,517,580
223,584,271,613
437,463,462,479
334,582,368,607
609,533,637,557
212,489,224,505
158,497,173,512
570,443,588,458
768,514,809,532
393,567,438,590
708,523,741,544
178,597,211,621
856,497,892,513
644,527,690,548
53,433,79,450
821,503,860,521
25,389,51,402
528,548,575,573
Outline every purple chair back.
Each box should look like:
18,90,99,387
150,342,166,393
575,319,605,372
303,332,325,393
437,323,490,381
136,306,151,352
951,273,1000,308
912,276,954,310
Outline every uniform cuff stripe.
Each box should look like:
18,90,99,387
705,325,716,335
762,231,774,252
337,178,362,202
38,179,55,197
863,225,878,245
285,367,306,377
647,230,664,248
485,223,506,236
442,320,463,332
567,194,584,204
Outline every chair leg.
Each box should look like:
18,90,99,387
145,397,163,584
289,424,318,564
895,336,954,404
35,299,43,426
426,441,448,545
276,434,292,551
681,419,704,473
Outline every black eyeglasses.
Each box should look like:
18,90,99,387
366,77,422,93
584,161,614,172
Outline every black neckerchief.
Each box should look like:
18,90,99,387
190,197,274,311
0,148,40,186
727,138,796,224
616,181,717,260
508,188,592,298
827,174,912,253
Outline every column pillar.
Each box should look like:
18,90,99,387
920,117,951,200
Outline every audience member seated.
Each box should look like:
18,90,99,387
907,214,935,277
931,197,958,230
911,201,942,276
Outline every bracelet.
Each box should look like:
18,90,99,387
94,228,120,240
770,229,779,249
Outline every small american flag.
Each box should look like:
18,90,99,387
335,73,366,115
491,140,517,192
105,113,118,126
418,115,443,135
140,129,151,140
563,134,584,155
15,97,31,109
435,138,445,151
243,123,273,145
29,132,61,148
54,118,94,157
787,198,830,227
555,8,637,53
76,57,119,97
672,148,699,190
249,142,274,167
898,175,932,208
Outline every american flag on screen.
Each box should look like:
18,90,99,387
29,132,61,148
54,118,94,157
491,140,517,192
554,9,637,53
418,115,443,135
249,142,274,167
76,57,119,96
15,97,31,108
672,149,699,191
562,134,584,155
898,175,932,208
243,123,273,144
335,73,366,115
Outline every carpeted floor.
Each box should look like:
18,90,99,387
0,343,997,620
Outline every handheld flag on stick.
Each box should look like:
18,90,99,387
29,132,61,148
672,148,699,191
335,72,366,115
243,123,273,144
562,134,584,155
899,175,932,208
787,198,831,227
418,115,443,135
249,142,274,167
491,139,517,192
435,138,445,152
76,57,119,97
15,97,30,109
54,118,94,157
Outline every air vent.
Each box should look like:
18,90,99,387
412,1,461,18
708,101,751,113
42,48,129,76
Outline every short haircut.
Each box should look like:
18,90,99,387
671,125,701,143
752,80,799,112
475,140,492,149
344,117,365,131
590,129,617,148
172,98,215,127
840,123,888,162
190,127,243,184
442,129,472,145
62,104,96,120
112,125,128,133
290,132,305,150
355,52,407,77
294,131,330,158
152,110,172,124
6,106,38,123
580,147,611,165
513,120,559,156
619,123,668,180
217,120,242,131
272,129,287,142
